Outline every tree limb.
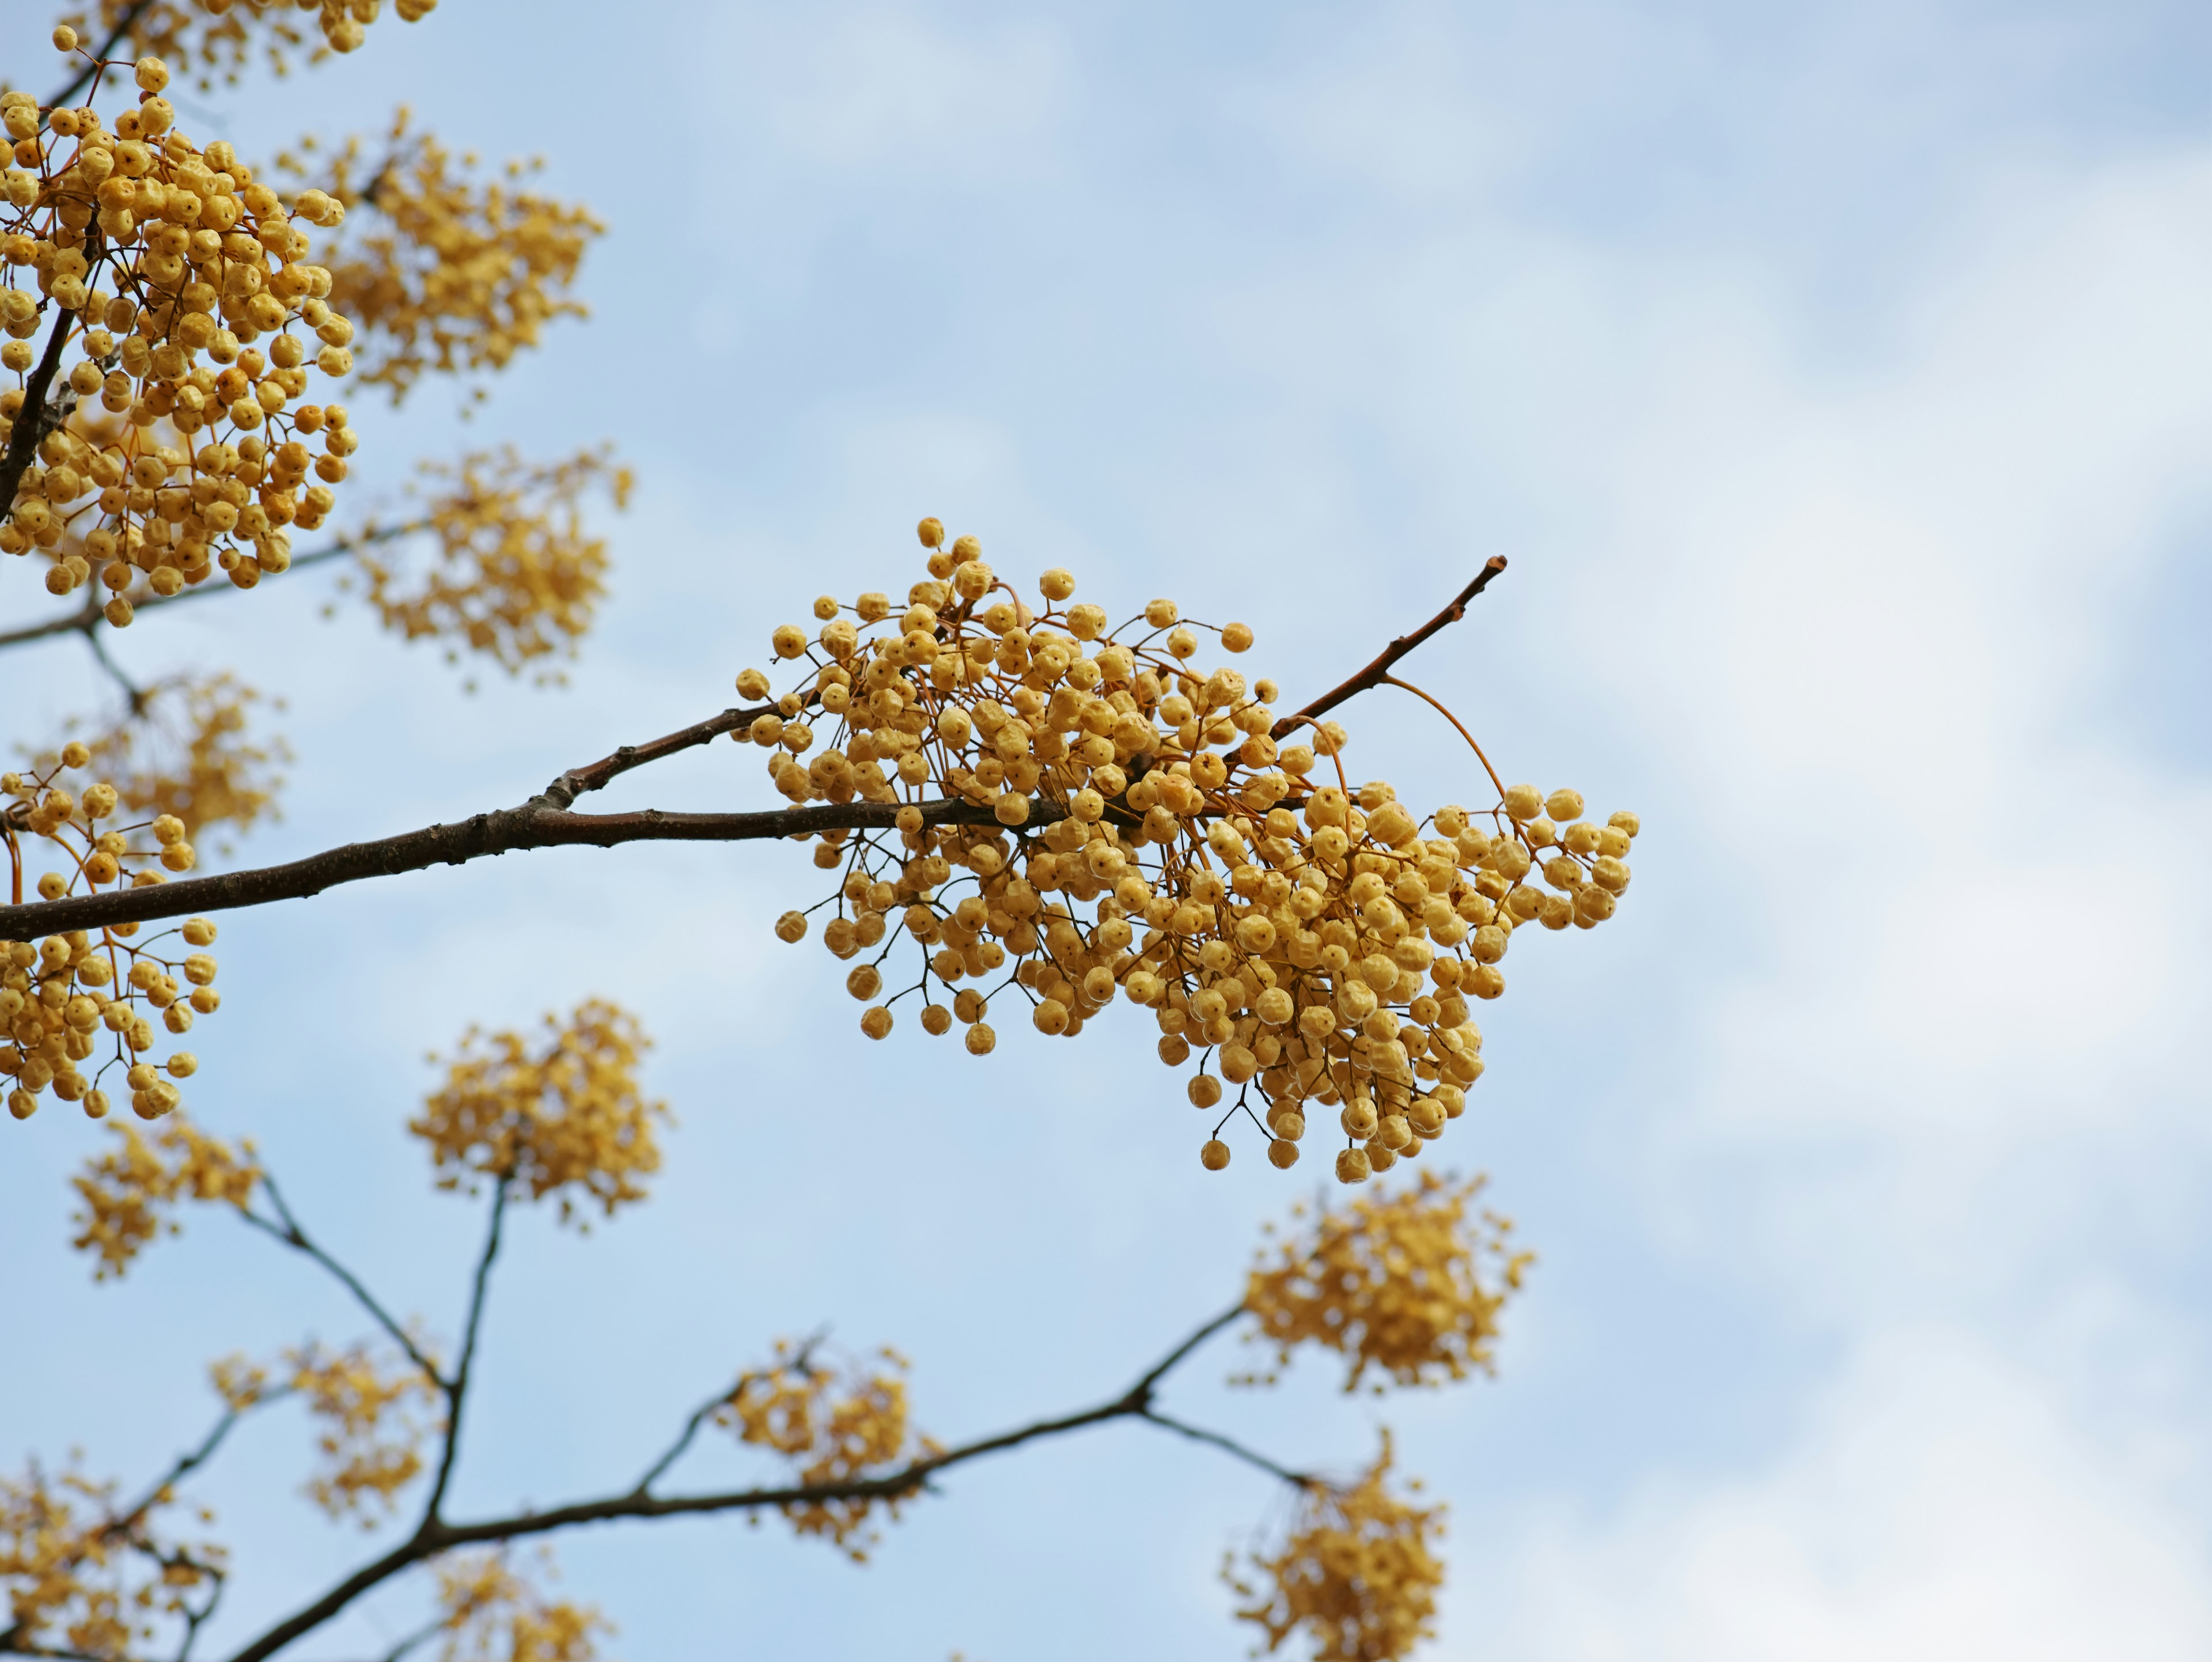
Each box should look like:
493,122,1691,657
221,1300,1267,1662
0,594,99,654
1,308,77,533
0,796,1067,940
1272,559,1509,739
418,1180,509,1524
0,573,1506,942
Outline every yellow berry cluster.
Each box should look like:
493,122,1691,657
431,1550,609,1662
283,1340,443,1520
70,1111,256,1275
281,111,603,403
2,749,224,1123
0,1459,222,1660
54,0,440,92
353,446,631,680
1,59,362,624
408,1001,666,1225
713,1341,938,1562
1225,1433,1444,1662
47,670,288,845
200,1338,443,1519
1241,1171,1531,1393
753,520,1640,1182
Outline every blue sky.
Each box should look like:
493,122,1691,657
5,1,2212,1657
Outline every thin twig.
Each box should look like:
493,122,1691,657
221,1300,1267,1662
173,1563,226,1662
110,1396,283,1537
371,1613,448,1662
45,0,158,109
418,1180,510,1524
1122,1301,1246,1402
1136,1409,1311,1487
239,1176,445,1387
628,1387,734,1497
1271,559,1509,739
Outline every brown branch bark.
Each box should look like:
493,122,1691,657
417,1180,509,1524
0,796,1063,940
0,593,99,653
221,1300,1265,1662
0,574,1500,942
1271,558,1509,739
0,308,77,533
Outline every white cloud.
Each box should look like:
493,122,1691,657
1461,1331,2212,1662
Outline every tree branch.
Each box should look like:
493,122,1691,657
1271,559,1509,739
0,572,1508,943
239,1175,446,1388
1,308,78,532
0,594,99,653
222,1300,1263,1662
418,1179,510,1524
1135,1408,1310,1487
111,1394,285,1538
522,701,782,811
627,1384,734,1498
0,795,1067,940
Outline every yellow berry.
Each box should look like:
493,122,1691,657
859,1006,893,1039
917,517,945,547
1200,1138,1231,1171
964,1023,997,1055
